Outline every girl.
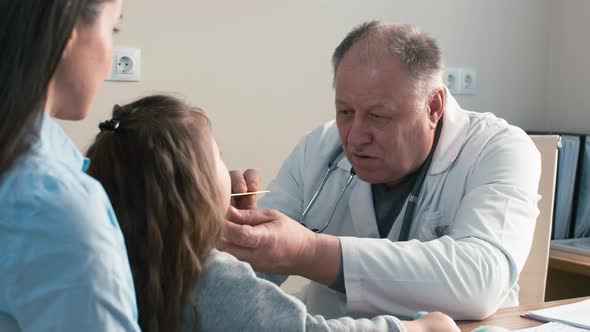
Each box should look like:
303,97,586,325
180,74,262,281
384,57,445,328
87,94,459,332
0,1,139,331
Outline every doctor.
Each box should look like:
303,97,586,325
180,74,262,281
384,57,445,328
222,21,541,320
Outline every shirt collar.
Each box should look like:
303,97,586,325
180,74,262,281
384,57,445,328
37,112,91,172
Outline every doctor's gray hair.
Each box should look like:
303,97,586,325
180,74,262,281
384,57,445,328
332,21,444,100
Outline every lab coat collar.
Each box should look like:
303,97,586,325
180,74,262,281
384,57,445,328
348,179,380,237
336,153,352,170
429,88,470,175
335,87,470,175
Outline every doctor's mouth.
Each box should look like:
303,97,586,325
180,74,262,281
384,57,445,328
350,153,381,165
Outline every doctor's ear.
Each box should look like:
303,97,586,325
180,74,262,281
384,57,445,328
426,88,445,128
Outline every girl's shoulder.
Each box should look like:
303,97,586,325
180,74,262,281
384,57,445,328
200,249,258,283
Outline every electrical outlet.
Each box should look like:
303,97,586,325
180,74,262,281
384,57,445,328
444,67,460,94
107,47,141,82
117,55,135,74
459,67,477,95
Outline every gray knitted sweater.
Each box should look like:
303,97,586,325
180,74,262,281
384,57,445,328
184,250,405,331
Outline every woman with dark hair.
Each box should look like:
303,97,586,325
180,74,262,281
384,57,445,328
0,1,140,331
86,94,460,332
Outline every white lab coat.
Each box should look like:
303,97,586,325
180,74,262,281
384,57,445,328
257,92,541,320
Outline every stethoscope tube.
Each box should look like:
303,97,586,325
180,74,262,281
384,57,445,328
299,146,356,233
299,164,336,223
315,168,356,233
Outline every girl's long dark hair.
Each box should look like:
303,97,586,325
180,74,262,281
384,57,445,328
0,0,105,176
86,95,225,332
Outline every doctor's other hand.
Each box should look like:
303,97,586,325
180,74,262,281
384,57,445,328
219,206,341,286
229,169,260,209
402,312,460,332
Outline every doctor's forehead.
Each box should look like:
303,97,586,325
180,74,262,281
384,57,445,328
336,55,413,90
336,97,400,113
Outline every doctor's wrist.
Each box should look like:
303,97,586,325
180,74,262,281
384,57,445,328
297,233,342,287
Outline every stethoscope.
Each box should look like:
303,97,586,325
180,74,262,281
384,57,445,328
299,120,443,239
299,146,355,233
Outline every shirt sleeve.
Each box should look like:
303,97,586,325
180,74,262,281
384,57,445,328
195,251,405,332
2,172,140,332
341,128,541,320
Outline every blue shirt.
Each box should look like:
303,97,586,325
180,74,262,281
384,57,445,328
0,114,140,331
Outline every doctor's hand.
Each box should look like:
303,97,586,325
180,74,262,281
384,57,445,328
229,169,260,209
219,206,342,286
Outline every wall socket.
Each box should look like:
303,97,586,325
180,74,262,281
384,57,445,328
444,67,477,96
106,47,141,82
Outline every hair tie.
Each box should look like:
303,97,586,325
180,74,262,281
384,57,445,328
99,118,120,132
112,104,122,115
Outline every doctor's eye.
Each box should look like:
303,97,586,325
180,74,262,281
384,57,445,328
337,109,354,117
369,113,386,120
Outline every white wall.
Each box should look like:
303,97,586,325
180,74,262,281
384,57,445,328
59,0,551,187
545,0,590,133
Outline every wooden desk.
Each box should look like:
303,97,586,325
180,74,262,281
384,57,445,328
549,248,590,277
457,296,590,331
545,248,590,301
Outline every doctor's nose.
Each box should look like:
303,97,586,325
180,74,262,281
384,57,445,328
347,118,372,147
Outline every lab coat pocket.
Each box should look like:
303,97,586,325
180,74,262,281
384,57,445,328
416,210,449,241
